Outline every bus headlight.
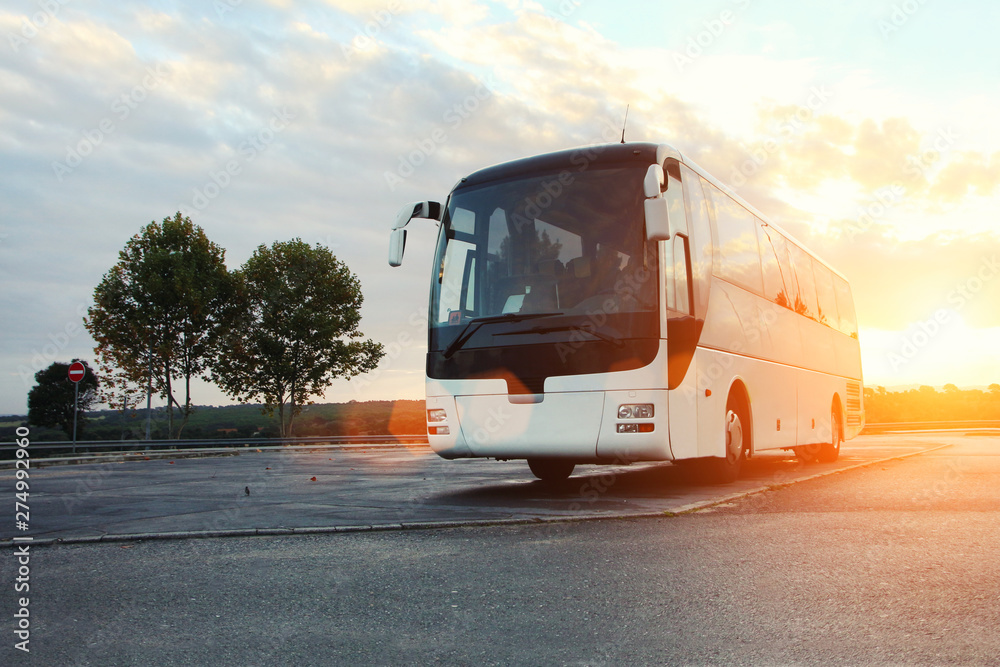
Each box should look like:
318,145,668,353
427,408,449,436
617,423,654,433
618,404,654,419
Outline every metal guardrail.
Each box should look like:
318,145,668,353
0,434,430,455
861,420,1000,433
4,421,997,461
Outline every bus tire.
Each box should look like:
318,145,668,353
698,392,748,484
817,407,842,463
527,458,575,482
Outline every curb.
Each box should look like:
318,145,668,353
0,443,433,469
1,444,952,548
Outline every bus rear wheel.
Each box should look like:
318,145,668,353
527,458,575,482
817,408,842,463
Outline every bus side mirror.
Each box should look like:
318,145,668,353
389,201,442,267
643,164,670,242
388,228,407,268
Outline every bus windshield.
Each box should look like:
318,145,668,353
430,166,658,346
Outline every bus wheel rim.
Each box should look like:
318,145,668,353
726,410,743,462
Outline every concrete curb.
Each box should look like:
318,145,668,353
0,443,433,469
1,444,952,548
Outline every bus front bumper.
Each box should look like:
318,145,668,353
425,390,671,462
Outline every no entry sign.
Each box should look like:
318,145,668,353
68,361,86,383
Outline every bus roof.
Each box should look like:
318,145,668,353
451,141,847,283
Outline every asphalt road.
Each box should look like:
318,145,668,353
0,435,952,542
1,434,998,665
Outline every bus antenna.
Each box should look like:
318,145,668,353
620,104,630,144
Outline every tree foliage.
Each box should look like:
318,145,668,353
27,360,99,438
85,212,236,438
211,240,384,436
864,384,1000,422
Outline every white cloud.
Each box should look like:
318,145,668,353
3,1,1000,413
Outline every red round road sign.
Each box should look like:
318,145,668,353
68,361,86,383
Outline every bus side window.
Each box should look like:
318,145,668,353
758,221,792,309
680,167,714,319
788,244,819,321
672,236,691,314
834,276,859,338
662,164,690,314
708,185,763,295
814,263,839,328
438,239,475,322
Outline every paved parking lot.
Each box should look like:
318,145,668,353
0,434,957,544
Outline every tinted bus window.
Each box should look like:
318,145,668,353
680,166,714,319
708,186,763,294
834,276,859,338
788,243,819,321
662,167,689,313
814,262,839,328
757,222,792,308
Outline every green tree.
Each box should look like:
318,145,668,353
27,360,99,438
85,212,236,438
212,240,384,437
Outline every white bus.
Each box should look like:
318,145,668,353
389,142,864,483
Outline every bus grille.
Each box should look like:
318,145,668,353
846,381,863,426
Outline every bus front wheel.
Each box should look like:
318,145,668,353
527,458,575,482
697,393,747,484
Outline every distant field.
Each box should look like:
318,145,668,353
1,399,425,442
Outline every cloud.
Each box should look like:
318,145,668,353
3,1,1000,411
849,116,922,189
929,150,1000,202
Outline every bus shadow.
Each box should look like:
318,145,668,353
436,452,814,508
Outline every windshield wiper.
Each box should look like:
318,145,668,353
494,324,624,347
442,312,563,358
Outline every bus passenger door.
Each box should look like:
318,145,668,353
662,166,700,461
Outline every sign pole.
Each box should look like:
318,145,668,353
72,380,79,454
67,361,86,455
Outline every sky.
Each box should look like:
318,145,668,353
2,0,999,415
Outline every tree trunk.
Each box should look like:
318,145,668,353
164,362,174,439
